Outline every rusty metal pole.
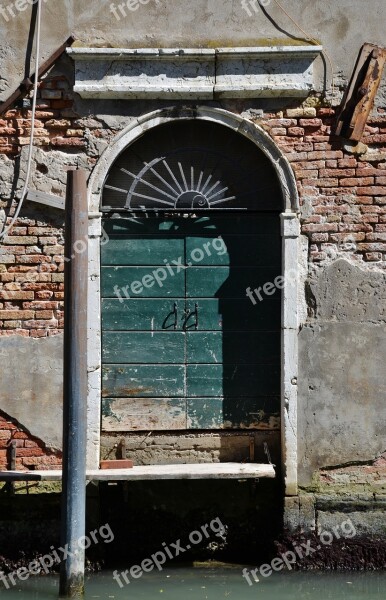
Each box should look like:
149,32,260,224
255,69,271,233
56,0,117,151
59,170,88,598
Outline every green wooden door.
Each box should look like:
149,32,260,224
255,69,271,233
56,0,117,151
101,214,281,432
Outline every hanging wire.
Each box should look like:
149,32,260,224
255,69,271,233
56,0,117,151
268,0,336,99
0,0,42,240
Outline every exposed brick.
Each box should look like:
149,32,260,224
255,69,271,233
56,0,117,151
267,119,296,127
288,127,304,136
356,196,374,205
65,129,84,137
338,158,358,168
338,223,373,232
319,169,356,177
365,233,386,241
365,252,382,261
339,177,374,186
356,167,382,177
308,151,343,160
311,233,329,242
302,223,339,233
299,118,322,127
286,108,316,118
16,255,53,264
16,447,45,457
0,291,34,300
292,160,325,170
302,179,339,187
357,243,386,251
357,187,386,196
23,319,58,328
295,169,318,179
23,301,58,309
35,310,54,319
3,236,38,245
0,309,35,320
51,137,86,147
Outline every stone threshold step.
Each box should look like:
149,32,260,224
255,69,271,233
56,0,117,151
0,462,275,482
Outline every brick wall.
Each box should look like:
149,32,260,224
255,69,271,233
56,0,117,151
2,99,385,336
1,67,386,470
0,414,61,471
261,107,386,265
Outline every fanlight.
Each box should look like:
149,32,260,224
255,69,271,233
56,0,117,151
101,120,282,212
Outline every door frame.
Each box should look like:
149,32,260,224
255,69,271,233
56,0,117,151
86,106,300,496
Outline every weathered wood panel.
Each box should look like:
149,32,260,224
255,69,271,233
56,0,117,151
187,397,280,429
102,332,185,364
187,298,281,331
186,331,280,364
101,266,185,298
0,463,276,481
102,398,186,431
102,299,185,331
186,235,281,266
102,237,184,265
102,365,185,397
186,267,281,298
186,364,280,397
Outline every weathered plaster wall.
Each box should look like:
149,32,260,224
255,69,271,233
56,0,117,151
1,0,386,104
0,333,63,449
298,259,386,487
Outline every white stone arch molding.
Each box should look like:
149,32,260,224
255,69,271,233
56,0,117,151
86,106,300,496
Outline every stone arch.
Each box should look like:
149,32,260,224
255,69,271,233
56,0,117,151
88,106,299,214
86,106,299,496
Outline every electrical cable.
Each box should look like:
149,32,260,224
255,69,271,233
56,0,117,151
269,0,336,98
0,0,42,240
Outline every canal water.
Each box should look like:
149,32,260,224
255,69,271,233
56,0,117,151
1,567,386,599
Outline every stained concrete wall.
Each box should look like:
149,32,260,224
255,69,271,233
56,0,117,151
0,333,63,449
298,259,386,487
1,0,386,104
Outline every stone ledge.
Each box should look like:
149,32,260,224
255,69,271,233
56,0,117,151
67,46,322,100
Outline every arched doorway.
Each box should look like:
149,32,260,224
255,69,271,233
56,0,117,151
100,119,282,434
87,107,299,495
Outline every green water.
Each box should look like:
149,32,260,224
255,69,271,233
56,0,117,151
1,567,386,599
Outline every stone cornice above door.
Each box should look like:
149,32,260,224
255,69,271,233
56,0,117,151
67,46,322,100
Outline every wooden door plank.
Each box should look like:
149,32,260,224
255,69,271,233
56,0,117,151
102,237,184,265
102,398,186,431
186,364,280,397
186,267,281,298
102,299,184,331
186,331,280,364
187,397,280,429
102,332,185,364
186,235,281,266
101,266,185,298
188,298,281,331
102,365,185,397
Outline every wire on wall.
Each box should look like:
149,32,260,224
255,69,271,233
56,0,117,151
0,0,42,240
269,0,336,99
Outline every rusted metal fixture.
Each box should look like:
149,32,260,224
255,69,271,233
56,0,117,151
100,439,134,469
59,170,88,599
0,35,76,115
334,43,386,142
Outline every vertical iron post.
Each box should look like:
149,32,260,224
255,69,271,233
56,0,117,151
59,170,88,598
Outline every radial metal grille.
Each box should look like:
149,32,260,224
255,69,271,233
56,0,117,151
102,120,282,212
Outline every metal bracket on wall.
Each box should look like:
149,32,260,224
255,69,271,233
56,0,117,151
0,35,76,116
334,43,386,142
